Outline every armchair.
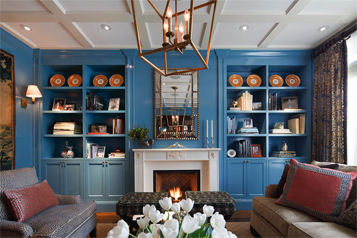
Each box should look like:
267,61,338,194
0,167,97,238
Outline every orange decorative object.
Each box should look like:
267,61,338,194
229,74,243,87
286,74,301,87
68,74,82,87
169,187,182,201
247,74,262,87
269,75,284,87
50,74,65,87
93,75,108,87
109,74,124,87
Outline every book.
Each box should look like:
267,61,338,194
289,114,305,134
288,118,299,134
269,129,292,134
86,140,97,158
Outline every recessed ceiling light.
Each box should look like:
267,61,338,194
20,24,32,31
101,24,111,31
239,25,249,31
318,26,329,32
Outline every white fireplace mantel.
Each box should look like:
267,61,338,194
133,148,221,192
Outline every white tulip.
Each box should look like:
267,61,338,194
171,202,181,213
182,215,201,234
180,198,194,213
227,231,237,238
160,219,179,238
210,212,226,228
193,212,207,226
143,204,156,217
149,210,164,224
203,205,215,217
159,197,172,211
137,216,150,229
212,226,229,238
137,233,153,238
110,220,130,238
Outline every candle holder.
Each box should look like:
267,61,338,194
206,137,209,148
211,136,214,148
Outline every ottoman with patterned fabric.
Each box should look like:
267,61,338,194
185,191,237,220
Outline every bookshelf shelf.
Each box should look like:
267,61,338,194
268,87,308,90
43,134,83,137
85,110,126,114
227,134,267,137
227,110,266,114
43,110,83,114
268,110,307,114
268,134,307,137
84,86,125,90
85,134,126,137
227,87,266,91
42,86,83,90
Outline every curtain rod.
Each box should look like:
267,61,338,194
311,24,357,59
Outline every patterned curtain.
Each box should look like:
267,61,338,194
312,41,347,163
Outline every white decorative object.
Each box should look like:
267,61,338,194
133,148,221,192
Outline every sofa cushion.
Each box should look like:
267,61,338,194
4,180,59,222
24,200,96,237
275,163,339,198
0,167,39,220
276,159,357,222
253,196,320,236
336,200,357,230
288,222,357,238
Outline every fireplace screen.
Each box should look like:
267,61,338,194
153,170,200,198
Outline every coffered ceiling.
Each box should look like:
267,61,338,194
0,0,356,50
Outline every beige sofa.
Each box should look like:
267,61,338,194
250,161,357,238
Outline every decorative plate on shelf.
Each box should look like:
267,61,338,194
247,74,262,87
68,74,82,87
269,75,284,87
109,74,124,87
229,74,243,87
227,149,236,158
50,74,65,87
93,75,108,87
285,74,301,87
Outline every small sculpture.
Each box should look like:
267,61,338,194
148,139,155,149
141,140,150,149
232,100,238,108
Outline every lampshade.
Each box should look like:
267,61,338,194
26,85,42,103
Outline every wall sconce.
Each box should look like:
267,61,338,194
26,85,42,104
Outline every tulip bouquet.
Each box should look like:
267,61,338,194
107,197,236,238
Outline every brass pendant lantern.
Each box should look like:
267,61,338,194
131,0,217,76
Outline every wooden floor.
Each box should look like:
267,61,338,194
96,210,251,223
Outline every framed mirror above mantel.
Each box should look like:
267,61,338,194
154,68,199,140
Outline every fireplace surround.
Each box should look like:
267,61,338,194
133,148,221,192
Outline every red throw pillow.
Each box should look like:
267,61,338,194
4,180,59,222
276,159,357,222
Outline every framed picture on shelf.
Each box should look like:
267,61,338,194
282,96,298,110
108,98,120,111
96,146,106,158
91,125,107,133
251,144,261,157
274,122,284,129
252,102,262,110
244,118,253,128
64,104,75,111
52,98,66,111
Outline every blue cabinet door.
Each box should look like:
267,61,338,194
246,159,267,198
86,161,105,199
63,161,83,196
42,161,63,194
268,159,288,185
106,160,126,199
226,159,246,199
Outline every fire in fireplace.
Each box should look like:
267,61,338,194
154,170,200,201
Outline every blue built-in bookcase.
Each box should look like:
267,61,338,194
216,50,313,210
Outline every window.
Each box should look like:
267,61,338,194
347,31,357,165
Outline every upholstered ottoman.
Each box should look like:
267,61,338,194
185,191,237,220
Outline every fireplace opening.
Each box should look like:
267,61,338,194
154,170,200,201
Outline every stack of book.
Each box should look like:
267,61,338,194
268,92,278,110
271,151,296,157
237,127,259,134
236,140,251,157
53,122,82,135
269,128,292,134
113,117,124,134
237,91,253,111
288,114,305,134
86,140,97,158
108,151,125,158
86,92,104,110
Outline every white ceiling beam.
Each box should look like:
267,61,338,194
286,0,311,15
201,0,226,49
258,23,288,48
0,12,58,22
39,0,93,48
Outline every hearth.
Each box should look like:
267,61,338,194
154,170,200,200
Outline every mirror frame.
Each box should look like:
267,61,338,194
154,68,199,140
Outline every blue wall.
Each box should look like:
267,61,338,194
0,29,35,169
